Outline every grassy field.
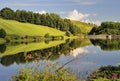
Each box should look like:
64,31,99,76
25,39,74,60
0,18,65,36
72,20,93,34
0,38,6,44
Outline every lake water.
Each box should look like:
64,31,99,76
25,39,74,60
0,39,120,81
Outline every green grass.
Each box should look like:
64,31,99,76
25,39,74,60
0,38,6,44
0,18,65,36
72,20,93,34
0,40,66,57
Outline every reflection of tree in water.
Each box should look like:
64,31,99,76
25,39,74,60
0,44,6,53
90,39,120,51
1,52,25,66
0,39,86,66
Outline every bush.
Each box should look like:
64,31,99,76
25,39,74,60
66,31,71,37
44,33,50,38
0,28,6,38
0,44,6,53
88,65,120,81
10,61,79,81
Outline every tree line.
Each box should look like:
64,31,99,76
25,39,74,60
0,7,81,36
89,22,120,35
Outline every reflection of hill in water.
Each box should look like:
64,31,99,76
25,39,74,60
0,39,91,66
0,40,66,57
90,39,120,51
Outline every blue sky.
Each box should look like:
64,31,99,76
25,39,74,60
0,0,120,25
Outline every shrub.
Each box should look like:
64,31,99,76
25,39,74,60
88,65,120,81
10,61,79,81
0,28,6,38
66,31,71,37
44,33,50,38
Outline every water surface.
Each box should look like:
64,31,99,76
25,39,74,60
0,39,120,81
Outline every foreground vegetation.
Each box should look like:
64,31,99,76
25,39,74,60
10,61,79,81
88,65,120,81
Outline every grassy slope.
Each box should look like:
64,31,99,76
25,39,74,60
0,18,65,36
72,21,93,34
0,40,66,57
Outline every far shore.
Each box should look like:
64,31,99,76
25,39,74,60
87,35,120,39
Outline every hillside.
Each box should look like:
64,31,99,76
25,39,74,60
0,18,65,36
72,21,93,34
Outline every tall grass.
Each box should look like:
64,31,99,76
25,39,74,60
10,61,80,81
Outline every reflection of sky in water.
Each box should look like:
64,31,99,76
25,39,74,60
0,45,120,81
52,45,120,77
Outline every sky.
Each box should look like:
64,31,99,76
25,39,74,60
0,0,120,25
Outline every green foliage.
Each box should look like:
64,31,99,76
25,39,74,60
10,61,79,81
0,44,6,53
0,7,81,35
90,39,120,51
44,33,50,38
0,28,6,38
88,65,120,81
89,22,120,35
65,31,71,37
72,20,93,34
0,7,14,19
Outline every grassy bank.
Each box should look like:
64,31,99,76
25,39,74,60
0,18,65,36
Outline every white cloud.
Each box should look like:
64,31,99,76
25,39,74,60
82,19,101,26
67,9,90,21
35,10,46,14
72,0,97,5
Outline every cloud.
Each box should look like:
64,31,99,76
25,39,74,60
72,0,97,5
35,10,46,14
82,19,101,26
67,9,90,21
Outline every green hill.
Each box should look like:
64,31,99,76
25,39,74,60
0,18,65,36
72,21,93,34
